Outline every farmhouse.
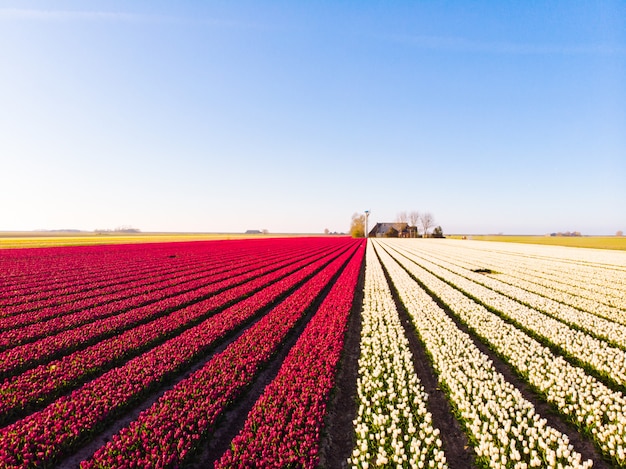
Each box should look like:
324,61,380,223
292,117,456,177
368,222,418,238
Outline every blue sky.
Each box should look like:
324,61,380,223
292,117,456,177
1,1,624,235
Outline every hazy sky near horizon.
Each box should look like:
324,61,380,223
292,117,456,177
1,1,625,235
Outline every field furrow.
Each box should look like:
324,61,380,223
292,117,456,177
374,240,594,469
2,236,624,468
378,239,626,466
79,243,359,468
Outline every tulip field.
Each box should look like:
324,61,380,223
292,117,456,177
0,237,365,468
356,239,626,469
1,236,626,468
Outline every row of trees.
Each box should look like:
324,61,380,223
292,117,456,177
395,211,435,238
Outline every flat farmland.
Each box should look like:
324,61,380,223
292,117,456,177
452,235,626,251
356,239,626,468
2,237,626,468
0,232,310,250
0,237,365,468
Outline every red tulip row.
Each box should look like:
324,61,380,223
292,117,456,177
0,243,226,309
0,240,360,468
216,239,364,468
0,242,308,338
81,241,362,469
0,243,190,299
0,243,342,425
0,244,249,315
0,242,339,378
0,239,318,308
1,258,245,330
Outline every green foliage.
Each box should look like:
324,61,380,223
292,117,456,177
432,226,444,238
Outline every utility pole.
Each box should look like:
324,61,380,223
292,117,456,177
364,210,370,238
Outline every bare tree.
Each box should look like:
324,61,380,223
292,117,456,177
409,211,420,232
420,212,435,237
396,211,408,224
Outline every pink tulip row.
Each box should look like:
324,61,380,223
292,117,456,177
0,238,320,315
80,241,362,469
0,243,193,300
1,258,247,331
216,239,364,468
0,244,226,309
0,243,336,378
0,238,317,307
0,242,305,344
0,238,315,321
0,239,359,468
0,245,246,316
0,244,340,425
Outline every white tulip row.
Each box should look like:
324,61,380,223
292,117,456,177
378,240,626,466
384,240,626,389
467,249,626,309
349,242,447,468
372,240,593,469
447,238,626,273
395,242,626,346
432,239,626,302
478,270,625,322
407,242,626,314
414,240,626,302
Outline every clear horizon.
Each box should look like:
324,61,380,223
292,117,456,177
1,1,625,235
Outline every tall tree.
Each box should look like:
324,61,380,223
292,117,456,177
396,211,408,224
350,213,366,238
420,212,435,237
409,211,420,234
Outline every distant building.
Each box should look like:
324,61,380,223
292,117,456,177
245,230,262,234
368,222,417,238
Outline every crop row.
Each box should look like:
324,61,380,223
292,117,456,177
390,243,626,390
0,242,342,378
373,240,593,469
349,242,447,468
0,240,317,328
80,241,361,468
0,243,236,310
214,239,364,468
0,244,257,316
0,242,345,425
379,239,626,466
0,239,329,309
393,242,626,350
0,242,214,299
0,237,364,468
442,248,626,312
437,240,626,297
4,236,621,468
395,242,626,323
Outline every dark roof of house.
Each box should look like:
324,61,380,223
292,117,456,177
368,222,408,236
